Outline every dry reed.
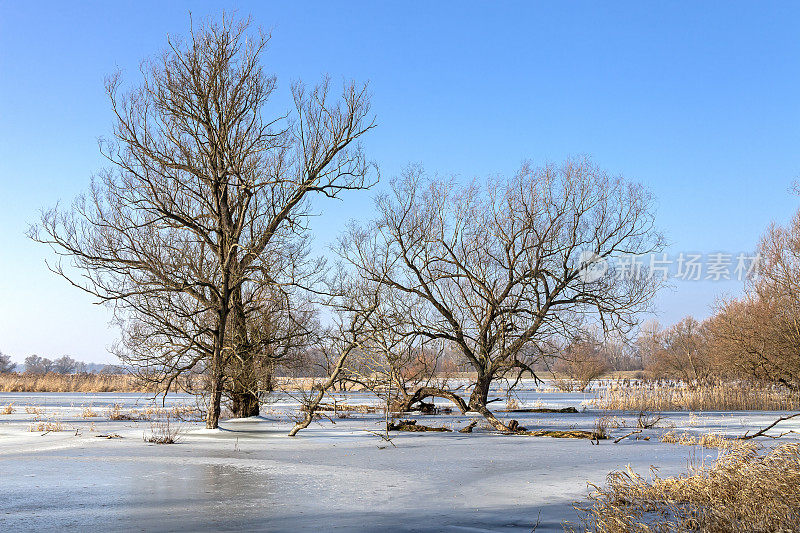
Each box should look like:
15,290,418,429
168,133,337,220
593,381,800,412
568,443,800,532
0,373,143,393
28,420,63,432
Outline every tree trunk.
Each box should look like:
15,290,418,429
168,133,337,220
468,372,492,411
467,371,515,432
206,371,223,429
393,386,469,414
205,312,227,429
230,287,261,418
231,383,260,418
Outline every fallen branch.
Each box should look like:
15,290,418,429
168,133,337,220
518,429,604,440
459,420,478,433
740,412,800,440
614,429,642,443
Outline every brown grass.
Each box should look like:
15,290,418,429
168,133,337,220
107,403,136,420
568,443,800,532
81,406,99,418
593,381,800,411
28,420,63,432
1,403,14,415
0,372,145,392
658,430,754,451
305,402,381,414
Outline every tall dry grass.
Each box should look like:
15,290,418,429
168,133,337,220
593,381,800,411
568,443,800,532
0,372,149,393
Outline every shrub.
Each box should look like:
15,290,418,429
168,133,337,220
143,419,182,444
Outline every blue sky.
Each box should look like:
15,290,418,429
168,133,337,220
1,1,799,363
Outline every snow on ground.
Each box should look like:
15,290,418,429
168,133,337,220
1,385,798,532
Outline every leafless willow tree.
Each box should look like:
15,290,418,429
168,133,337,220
339,158,663,430
30,15,375,428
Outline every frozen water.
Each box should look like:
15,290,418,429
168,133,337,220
1,385,798,532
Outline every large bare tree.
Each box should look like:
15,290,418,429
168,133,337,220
31,15,375,428
339,159,663,430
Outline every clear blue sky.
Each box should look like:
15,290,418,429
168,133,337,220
1,1,799,363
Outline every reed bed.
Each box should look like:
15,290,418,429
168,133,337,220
0,372,145,392
569,443,800,532
593,381,800,412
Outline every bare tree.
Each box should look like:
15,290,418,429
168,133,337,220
52,355,78,374
31,15,375,428
24,355,53,374
633,320,661,373
645,317,713,381
0,352,16,374
552,333,610,392
339,159,662,430
287,274,382,436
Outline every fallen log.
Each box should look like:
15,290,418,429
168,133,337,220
387,419,451,432
500,406,578,413
516,429,606,440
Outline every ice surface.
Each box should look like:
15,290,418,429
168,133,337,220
1,385,798,532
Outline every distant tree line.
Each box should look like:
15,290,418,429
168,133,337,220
0,352,120,375
630,206,800,388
